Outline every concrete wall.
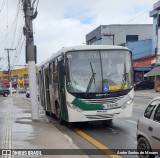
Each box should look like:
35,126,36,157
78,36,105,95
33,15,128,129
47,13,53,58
86,24,152,46
152,17,157,53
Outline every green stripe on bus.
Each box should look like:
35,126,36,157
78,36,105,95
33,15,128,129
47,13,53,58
72,98,103,110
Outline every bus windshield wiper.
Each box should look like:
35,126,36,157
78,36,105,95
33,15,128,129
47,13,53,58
121,63,127,90
85,62,96,94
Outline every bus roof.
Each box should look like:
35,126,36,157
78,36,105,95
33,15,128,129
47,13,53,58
37,45,129,68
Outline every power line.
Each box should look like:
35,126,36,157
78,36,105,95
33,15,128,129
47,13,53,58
0,0,6,15
12,36,25,67
0,0,24,66
10,0,22,48
4,48,16,95
5,0,8,49
109,8,152,35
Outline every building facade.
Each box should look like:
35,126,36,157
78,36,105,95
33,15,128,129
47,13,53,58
149,0,160,91
86,24,154,83
150,1,160,54
125,39,155,82
86,24,152,46
149,1,160,61
0,68,29,88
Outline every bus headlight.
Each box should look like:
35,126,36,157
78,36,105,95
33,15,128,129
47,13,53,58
122,99,133,109
127,99,133,105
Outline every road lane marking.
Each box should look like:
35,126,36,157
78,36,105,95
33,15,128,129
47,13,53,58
73,128,122,158
126,120,137,124
134,104,145,109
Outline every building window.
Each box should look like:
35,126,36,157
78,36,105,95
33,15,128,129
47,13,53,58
87,37,97,45
158,14,160,27
126,35,138,43
3,76,8,80
49,62,53,84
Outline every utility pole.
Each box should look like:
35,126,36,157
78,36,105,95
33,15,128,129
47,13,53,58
4,48,16,96
23,0,38,120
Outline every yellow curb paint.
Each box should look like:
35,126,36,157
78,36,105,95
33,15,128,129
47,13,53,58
74,128,122,158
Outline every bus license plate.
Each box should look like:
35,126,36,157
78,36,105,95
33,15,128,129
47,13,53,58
103,103,118,109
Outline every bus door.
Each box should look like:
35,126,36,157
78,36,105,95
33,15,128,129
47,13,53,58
39,69,45,108
44,66,51,112
48,62,54,113
57,58,68,121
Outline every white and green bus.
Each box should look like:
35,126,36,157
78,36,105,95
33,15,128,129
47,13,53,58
37,45,134,124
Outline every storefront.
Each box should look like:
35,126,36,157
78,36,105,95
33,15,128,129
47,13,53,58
132,54,156,82
0,68,29,88
144,64,160,92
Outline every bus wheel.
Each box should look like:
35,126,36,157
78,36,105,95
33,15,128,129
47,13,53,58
56,103,65,125
45,110,50,116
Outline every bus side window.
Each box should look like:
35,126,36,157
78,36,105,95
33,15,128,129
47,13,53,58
53,60,58,94
49,62,53,85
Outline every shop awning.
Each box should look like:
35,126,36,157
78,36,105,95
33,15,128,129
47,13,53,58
144,65,160,77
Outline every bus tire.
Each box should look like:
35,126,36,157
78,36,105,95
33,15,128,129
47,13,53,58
56,103,65,125
45,110,51,116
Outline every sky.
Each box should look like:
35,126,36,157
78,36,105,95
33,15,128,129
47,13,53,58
0,0,157,70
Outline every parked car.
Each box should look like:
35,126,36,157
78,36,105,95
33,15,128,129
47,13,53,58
134,80,154,90
18,88,26,94
8,88,17,93
137,96,160,158
0,87,10,97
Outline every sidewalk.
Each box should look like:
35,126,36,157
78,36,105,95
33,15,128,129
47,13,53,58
0,90,157,158
0,94,89,158
134,89,160,99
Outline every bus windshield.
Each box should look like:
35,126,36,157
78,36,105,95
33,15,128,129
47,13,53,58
66,50,132,93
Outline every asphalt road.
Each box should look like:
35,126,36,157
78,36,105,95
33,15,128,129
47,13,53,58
49,95,156,158
1,93,157,158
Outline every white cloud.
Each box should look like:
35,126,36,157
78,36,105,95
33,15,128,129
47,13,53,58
0,0,156,69
35,18,92,63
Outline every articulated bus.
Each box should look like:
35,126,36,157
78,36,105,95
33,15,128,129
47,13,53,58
37,45,134,124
